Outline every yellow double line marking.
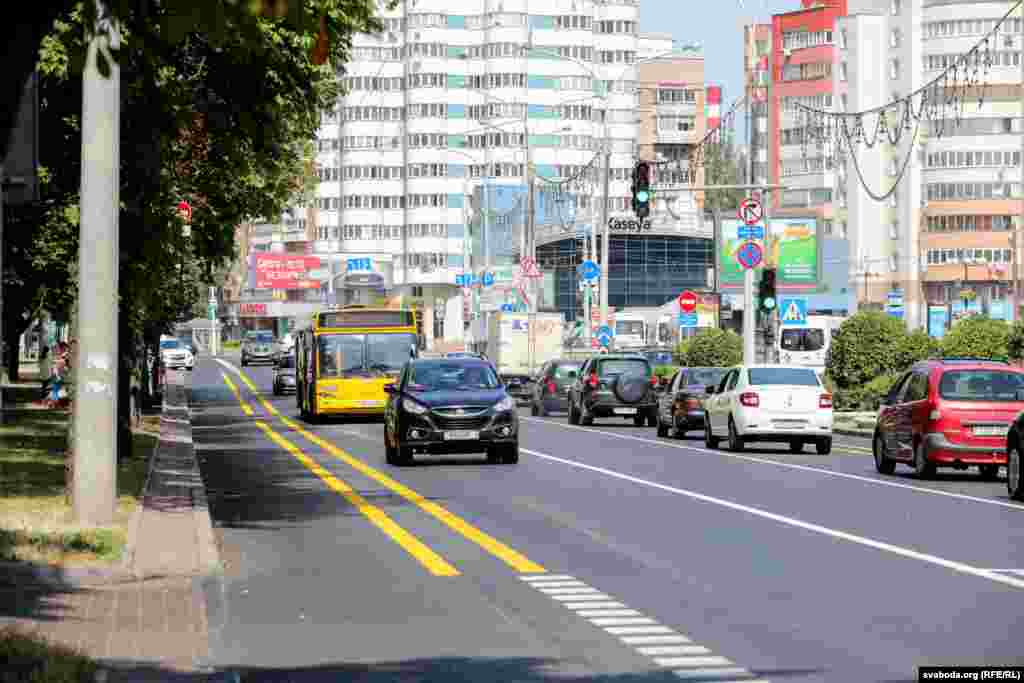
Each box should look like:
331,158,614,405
221,373,458,576
221,365,546,575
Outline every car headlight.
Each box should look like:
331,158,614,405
402,398,428,415
494,396,515,412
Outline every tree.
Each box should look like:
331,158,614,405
701,134,746,215
826,311,906,389
681,328,742,367
940,316,1010,361
894,329,941,371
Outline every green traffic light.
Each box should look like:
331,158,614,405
763,297,776,310
636,190,649,203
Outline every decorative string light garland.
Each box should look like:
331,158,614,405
796,0,1024,201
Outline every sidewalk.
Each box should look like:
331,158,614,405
0,371,221,681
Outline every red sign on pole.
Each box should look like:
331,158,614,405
738,198,762,225
254,254,324,289
678,290,698,314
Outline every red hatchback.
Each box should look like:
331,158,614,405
873,358,1024,479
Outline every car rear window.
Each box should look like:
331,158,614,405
938,370,1024,402
686,368,728,387
598,359,649,376
748,367,820,386
552,363,582,378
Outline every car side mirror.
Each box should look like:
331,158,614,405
706,385,716,395
383,384,396,395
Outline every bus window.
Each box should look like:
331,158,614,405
366,332,418,373
318,334,365,377
780,328,826,352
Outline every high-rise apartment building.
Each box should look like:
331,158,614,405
837,0,1024,331
744,23,772,189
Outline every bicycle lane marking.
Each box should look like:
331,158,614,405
218,373,460,577
216,359,547,575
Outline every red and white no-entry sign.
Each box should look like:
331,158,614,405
678,290,698,314
738,198,762,225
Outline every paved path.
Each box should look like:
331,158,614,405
189,357,1024,682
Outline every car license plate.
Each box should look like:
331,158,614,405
444,430,479,440
614,408,637,415
973,426,1007,437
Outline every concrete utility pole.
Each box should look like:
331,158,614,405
1017,0,1024,323
74,0,120,526
598,143,612,330
0,163,5,406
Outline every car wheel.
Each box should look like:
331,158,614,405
657,417,668,438
647,412,657,428
816,437,832,455
727,416,744,452
487,443,516,464
1008,442,1024,501
704,416,719,449
913,441,936,479
979,464,1000,481
568,400,580,425
873,432,896,474
385,434,399,465
633,414,645,427
790,440,803,453
531,402,539,416
580,402,594,426
536,401,547,418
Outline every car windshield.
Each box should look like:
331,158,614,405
780,328,826,352
160,340,179,350
938,370,1024,402
598,359,649,376
552,363,582,378
645,351,673,365
748,367,821,386
407,362,500,392
686,368,728,387
250,333,274,344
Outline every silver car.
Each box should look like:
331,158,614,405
241,331,276,366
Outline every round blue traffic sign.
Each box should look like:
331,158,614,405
596,325,613,338
597,333,612,347
579,260,599,282
482,272,495,287
736,241,764,270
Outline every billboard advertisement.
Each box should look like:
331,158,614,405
719,218,819,289
254,254,323,289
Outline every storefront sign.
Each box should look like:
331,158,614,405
608,218,652,232
240,303,268,316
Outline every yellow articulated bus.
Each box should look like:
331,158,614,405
295,305,419,420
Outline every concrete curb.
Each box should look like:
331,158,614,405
834,427,874,439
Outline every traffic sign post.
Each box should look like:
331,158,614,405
737,224,764,240
736,241,763,270
736,201,764,366
596,324,613,349
579,260,599,282
678,290,698,314
738,198,762,225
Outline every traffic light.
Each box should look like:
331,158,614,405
758,267,777,313
631,161,652,219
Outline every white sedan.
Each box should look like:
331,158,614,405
703,364,833,454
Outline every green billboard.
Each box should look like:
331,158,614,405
719,218,819,288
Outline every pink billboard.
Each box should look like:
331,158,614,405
254,254,323,289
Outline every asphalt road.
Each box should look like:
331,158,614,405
191,354,1024,682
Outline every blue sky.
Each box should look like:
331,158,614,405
638,0,797,141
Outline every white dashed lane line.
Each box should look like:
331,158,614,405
519,574,768,682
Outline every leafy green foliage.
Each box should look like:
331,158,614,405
826,312,906,389
895,329,941,370
702,137,746,215
680,329,742,368
1007,321,1024,361
939,316,1011,361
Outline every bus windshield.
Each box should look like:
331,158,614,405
317,333,416,378
780,328,826,352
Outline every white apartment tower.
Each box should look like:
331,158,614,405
305,0,645,341
837,0,1024,331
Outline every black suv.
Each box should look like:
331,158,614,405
567,354,659,427
530,359,583,416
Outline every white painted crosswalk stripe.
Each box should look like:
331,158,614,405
574,609,643,618
527,581,588,588
620,635,693,645
538,587,603,594
520,574,576,582
589,617,658,626
636,645,710,657
671,667,755,680
550,593,614,602
604,625,676,635
563,601,626,609
656,656,734,668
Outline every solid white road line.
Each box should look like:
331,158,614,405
620,635,693,645
589,617,658,626
604,625,676,635
574,609,644,618
656,656,734,668
521,416,1024,512
636,645,711,657
522,447,1024,591
671,668,754,680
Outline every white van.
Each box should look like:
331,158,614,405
776,315,843,368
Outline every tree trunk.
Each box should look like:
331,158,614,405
3,326,20,383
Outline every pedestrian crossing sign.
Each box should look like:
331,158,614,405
779,298,807,326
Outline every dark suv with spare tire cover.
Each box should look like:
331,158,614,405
567,354,659,427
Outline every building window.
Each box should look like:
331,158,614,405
890,29,901,48
890,59,900,79
839,62,847,81
839,29,847,50
890,0,901,15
